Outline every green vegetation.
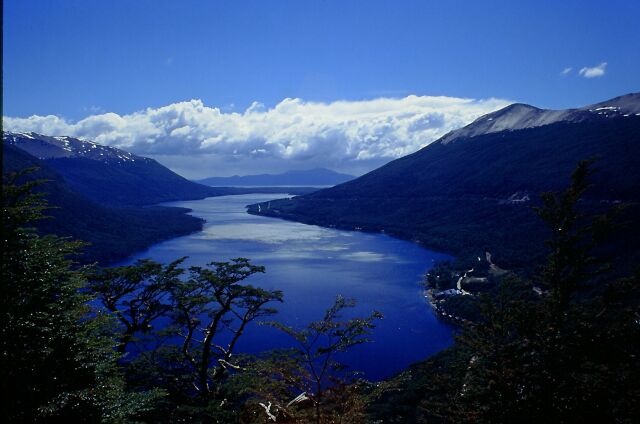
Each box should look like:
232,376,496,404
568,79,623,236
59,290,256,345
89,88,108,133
260,296,382,423
2,161,639,423
249,118,640,273
1,169,161,422
369,161,640,423
2,143,318,265
3,144,207,264
1,171,379,423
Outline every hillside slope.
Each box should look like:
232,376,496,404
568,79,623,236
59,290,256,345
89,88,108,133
3,144,204,263
249,94,640,269
4,132,219,206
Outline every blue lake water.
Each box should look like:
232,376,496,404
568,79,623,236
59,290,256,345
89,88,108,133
120,194,454,381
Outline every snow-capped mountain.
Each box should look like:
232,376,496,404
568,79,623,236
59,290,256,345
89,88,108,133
4,131,144,164
3,131,216,206
440,92,640,144
249,93,640,270
2,143,205,264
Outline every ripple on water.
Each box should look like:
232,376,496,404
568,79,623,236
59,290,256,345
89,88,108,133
120,194,455,381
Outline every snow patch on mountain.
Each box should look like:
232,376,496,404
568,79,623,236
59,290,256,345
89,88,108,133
439,92,640,144
3,131,146,164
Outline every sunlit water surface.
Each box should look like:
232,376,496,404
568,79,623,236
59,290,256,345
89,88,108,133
119,194,454,381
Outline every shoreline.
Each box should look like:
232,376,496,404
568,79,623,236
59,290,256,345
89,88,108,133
423,287,472,325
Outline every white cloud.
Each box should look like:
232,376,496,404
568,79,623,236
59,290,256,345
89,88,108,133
579,62,607,78
3,95,510,177
561,67,572,76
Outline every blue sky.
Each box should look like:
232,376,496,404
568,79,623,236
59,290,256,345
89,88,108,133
3,0,640,177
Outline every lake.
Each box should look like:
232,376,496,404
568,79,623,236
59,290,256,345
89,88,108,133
120,193,454,381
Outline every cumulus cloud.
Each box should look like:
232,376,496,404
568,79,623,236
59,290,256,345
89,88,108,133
3,95,510,177
579,62,607,78
561,67,573,76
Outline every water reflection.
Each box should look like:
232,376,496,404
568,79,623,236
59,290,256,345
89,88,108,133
120,194,454,381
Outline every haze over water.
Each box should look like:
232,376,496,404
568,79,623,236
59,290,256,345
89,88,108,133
121,193,454,381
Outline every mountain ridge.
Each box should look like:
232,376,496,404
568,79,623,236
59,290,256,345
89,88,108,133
197,168,355,187
2,144,205,264
439,92,640,144
4,131,145,163
4,131,218,206
3,133,319,262
249,93,640,270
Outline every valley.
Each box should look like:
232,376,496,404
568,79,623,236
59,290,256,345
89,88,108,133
117,193,455,381
4,94,640,422
4,2,640,420
2,132,317,263
249,95,640,272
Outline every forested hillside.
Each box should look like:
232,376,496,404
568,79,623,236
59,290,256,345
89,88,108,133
3,161,638,423
250,100,640,271
5,131,227,206
2,144,205,263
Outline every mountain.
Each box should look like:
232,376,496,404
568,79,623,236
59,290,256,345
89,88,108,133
249,93,640,270
4,132,219,206
2,144,204,264
3,133,320,263
439,92,640,144
198,168,355,187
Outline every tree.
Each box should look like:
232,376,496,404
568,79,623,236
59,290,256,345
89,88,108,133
90,258,186,353
533,159,618,315
424,261,456,291
1,169,160,422
243,296,383,423
170,259,283,399
415,161,640,423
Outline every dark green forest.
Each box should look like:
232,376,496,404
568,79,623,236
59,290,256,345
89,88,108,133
2,142,317,265
2,164,639,423
249,117,640,273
